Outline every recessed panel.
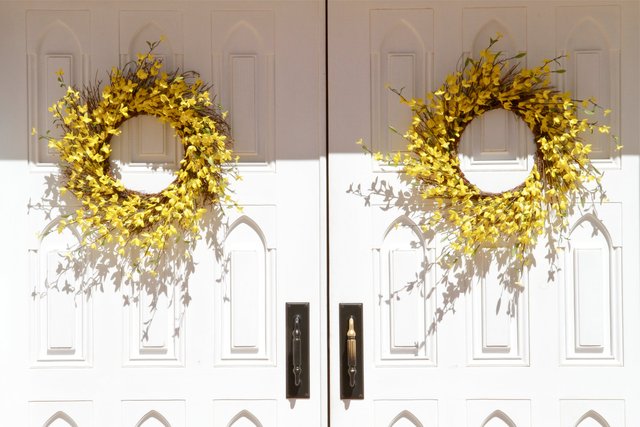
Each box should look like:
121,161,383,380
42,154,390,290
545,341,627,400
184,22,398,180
109,116,179,194
457,109,537,193
561,212,622,365
573,49,609,161
215,208,276,366
45,55,72,145
459,7,534,188
481,278,511,352
467,251,528,366
576,52,601,104
231,55,259,156
213,400,276,427
27,10,90,166
560,400,624,427
370,8,433,156
124,281,184,366
119,10,183,72
118,11,183,170
373,214,436,365
386,53,416,152
556,5,621,167
29,401,92,427
46,251,76,352
30,226,91,366
467,400,530,427
231,250,260,350
122,401,184,427
574,248,605,349
137,115,168,157
462,7,526,59
374,400,438,427
212,10,275,167
140,291,168,353
389,249,422,349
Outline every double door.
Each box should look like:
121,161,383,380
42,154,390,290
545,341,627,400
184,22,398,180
0,1,638,426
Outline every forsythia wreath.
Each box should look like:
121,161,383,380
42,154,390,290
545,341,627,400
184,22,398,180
367,36,619,269
44,41,238,269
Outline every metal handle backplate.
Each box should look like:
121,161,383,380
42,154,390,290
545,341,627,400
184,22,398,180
286,303,309,399
340,303,364,399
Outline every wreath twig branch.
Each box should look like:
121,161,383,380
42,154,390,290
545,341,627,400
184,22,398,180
361,35,619,276
39,40,238,274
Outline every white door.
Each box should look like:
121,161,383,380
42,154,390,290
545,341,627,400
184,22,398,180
2,1,640,426
0,1,326,426
329,1,640,426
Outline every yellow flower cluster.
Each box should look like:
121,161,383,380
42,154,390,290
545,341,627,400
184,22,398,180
386,38,616,265
47,42,237,267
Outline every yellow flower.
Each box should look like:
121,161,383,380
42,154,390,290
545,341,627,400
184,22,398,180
366,35,617,276
46,40,238,277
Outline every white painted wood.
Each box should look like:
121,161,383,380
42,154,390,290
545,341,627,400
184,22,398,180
1,1,325,425
110,115,180,195
123,277,185,367
30,225,92,366
559,206,623,365
3,0,640,425
467,400,530,427
329,1,639,426
466,249,529,366
122,401,184,427
112,11,184,193
214,207,276,365
372,211,436,365
29,401,92,427
375,399,438,427
561,400,625,427
556,6,621,167
213,400,277,427
370,8,434,156
458,109,537,193
212,10,275,168
26,10,90,167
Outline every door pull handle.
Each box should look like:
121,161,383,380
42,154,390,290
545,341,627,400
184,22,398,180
286,303,309,398
346,316,357,387
339,303,363,399
292,315,303,386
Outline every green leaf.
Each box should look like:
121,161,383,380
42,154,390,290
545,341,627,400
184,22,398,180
514,52,527,58
553,69,566,74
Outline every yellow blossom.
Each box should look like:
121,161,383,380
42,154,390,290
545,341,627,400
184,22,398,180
361,35,618,277
46,40,238,275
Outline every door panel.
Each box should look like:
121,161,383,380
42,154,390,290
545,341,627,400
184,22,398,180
0,1,325,425
329,1,639,426
2,0,640,425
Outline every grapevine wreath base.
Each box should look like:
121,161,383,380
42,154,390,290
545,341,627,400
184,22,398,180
365,36,617,274
46,41,238,271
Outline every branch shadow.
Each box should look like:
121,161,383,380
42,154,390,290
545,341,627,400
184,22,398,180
28,169,230,342
348,175,538,336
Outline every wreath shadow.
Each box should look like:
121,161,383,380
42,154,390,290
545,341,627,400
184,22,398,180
348,174,542,336
28,169,231,342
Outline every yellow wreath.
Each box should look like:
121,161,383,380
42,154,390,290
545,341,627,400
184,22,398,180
378,37,618,266
46,41,237,265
